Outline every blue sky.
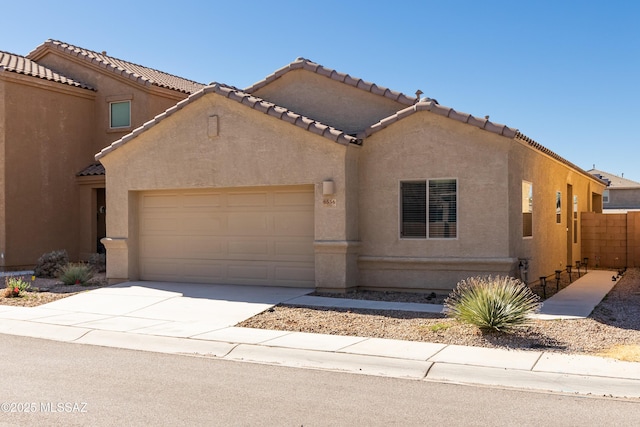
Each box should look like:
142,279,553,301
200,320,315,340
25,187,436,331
2,1,639,181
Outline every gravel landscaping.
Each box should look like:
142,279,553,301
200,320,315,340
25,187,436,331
2,268,639,361
0,274,109,307
239,269,640,361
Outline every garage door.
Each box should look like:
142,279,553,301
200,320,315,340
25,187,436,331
138,186,315,286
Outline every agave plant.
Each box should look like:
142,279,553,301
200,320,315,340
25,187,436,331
444,275,541,332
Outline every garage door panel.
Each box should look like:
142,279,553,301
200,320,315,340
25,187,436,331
227,240,269,257
274,213,314,236
141,236,183,258
181,193,222,208
227,263,270,280
227,192,268,207
274,191,314,207
141,194,180,209
180,213,226,234
274,241,314,259
275,266,315,281
227,213,269,235
181,237,224,258
139,186,315,286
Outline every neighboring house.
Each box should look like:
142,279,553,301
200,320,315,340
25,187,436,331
96,58,607,291
0,40,205,270
587,168,640,212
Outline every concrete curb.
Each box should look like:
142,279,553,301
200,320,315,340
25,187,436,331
1,323,639,399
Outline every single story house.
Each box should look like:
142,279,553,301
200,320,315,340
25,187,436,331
96,58,607,291
588,168,640,212
0,40,205,270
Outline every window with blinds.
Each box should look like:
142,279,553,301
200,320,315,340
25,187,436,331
401,181,426,238
428,179,457,238
400,179,457,239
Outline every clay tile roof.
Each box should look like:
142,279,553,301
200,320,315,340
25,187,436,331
96,83,360,160
27,40,205,94
360,100,601,183
76,162,105,176
360,100,518,139
0,50,94,90
244,57,422,106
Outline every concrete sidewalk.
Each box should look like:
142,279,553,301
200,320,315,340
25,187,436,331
0,271,638,399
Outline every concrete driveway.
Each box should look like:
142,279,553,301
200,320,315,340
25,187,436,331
6,281,312,338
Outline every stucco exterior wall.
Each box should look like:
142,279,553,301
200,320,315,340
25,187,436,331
1,76,95,268
358,112,515,290
35,52,188,153
507,140,606,283
252,70,406,134
0,79,6,267
605,187,640,210
100,92,360,289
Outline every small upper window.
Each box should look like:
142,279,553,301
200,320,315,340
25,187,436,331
556,191,562,224
603,189,610,204
110,101,131,129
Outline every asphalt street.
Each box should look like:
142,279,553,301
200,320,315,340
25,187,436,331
1,334,639,426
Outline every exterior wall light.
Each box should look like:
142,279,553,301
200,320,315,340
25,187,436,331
322,180,335,196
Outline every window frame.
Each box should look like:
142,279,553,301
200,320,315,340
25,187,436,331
109,100,132,130
399,178,458,240
522,180,533,238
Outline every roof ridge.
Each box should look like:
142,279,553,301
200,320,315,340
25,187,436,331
244,57,420,106
96,83,359,160
360,100,518,139
360,100,603,184
27,39,205,94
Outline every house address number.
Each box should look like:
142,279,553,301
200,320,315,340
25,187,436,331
323,198,337,208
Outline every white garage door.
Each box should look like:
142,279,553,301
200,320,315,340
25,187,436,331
138,186,315,286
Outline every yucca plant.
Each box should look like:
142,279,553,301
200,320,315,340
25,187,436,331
58,263,94,286
444,275,541,332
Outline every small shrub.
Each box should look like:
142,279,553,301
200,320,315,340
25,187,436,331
88,253,106,273
58,263,94,286
4,276,31,297
34,250,69,278
444,275,541,332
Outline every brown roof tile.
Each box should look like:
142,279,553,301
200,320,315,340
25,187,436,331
76,162,105,176
0,50,94,90
96,83,360,160
244,57,425,106
361,99,599,183
27,40,206,94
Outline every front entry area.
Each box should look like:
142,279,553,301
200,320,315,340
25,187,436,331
138,186,315,286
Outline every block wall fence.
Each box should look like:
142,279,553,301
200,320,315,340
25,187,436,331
581,212,640,269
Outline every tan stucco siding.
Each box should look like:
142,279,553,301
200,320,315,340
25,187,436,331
507,139,606,282
360,113,511,258
36,52,189,154
357,112,514,290
252,70,406,133
0,80,5,266
100,92,359,286
2,78,95,267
